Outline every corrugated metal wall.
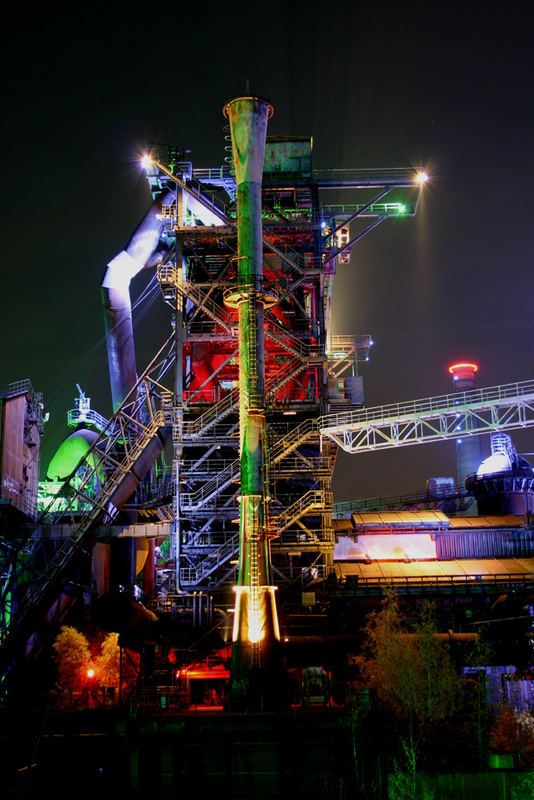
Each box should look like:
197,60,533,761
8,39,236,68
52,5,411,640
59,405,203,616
436,528,534,559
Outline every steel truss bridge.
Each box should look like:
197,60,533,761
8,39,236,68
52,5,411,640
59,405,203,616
4,126,534,689
319,379,534,453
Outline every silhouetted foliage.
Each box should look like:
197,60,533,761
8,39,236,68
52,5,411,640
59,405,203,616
490,706,534,767
358,592,461,725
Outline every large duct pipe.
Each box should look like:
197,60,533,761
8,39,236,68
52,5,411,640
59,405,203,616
223,96,281,709
102,191,174,412
101,192,173,592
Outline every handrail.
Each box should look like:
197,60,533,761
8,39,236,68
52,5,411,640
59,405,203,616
0,379,40,400
180,355,306,439
157,266,233,333
270,489,327,534
340,572,534,592
271,418,320,464
320,379,534,432
181,461,240,509
180,533,239,584
319,379,534,454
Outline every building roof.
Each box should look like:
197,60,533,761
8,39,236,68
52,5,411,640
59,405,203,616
336,557,534,583
333,512,526,533
448,515,524,529
350,510,450,530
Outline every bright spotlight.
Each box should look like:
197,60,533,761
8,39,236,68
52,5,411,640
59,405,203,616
415,171,429,185
141,154,153,170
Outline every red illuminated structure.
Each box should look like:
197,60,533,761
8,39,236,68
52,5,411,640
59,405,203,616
0,98,427,687
448,361,483,505
448,362,479,381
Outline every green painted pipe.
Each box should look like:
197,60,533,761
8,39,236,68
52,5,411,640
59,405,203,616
223,97,280,694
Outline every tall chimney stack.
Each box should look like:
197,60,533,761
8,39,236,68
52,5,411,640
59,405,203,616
223,97,281,709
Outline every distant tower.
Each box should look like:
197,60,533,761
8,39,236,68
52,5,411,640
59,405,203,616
448,362,483,513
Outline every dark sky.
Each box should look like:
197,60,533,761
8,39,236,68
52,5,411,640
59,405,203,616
2,0,533,498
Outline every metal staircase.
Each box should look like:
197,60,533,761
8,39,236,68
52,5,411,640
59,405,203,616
157,265,234,333
269,489,328,535
264,315,321,361
180,533,239,585
0,340,175,669
180,434,329,514
177,411,325,588
270,418,320,464
179,485,333,588
180,355,308,441
181,459,240,510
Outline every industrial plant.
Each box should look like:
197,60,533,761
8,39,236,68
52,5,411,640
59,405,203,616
2,96,534,797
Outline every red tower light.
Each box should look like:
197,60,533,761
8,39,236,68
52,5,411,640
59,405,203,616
448,362,479,381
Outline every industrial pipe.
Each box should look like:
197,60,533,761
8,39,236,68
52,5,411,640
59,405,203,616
223,96,281,708
101,191,174,412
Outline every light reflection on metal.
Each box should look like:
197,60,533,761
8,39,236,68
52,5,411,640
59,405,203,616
231,585,280,644
101,191,174,411
335,533,437,561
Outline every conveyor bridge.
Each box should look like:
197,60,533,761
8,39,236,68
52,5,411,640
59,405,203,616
319,379,534,453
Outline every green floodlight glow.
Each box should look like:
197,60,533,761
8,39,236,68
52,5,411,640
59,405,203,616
398,203,407,214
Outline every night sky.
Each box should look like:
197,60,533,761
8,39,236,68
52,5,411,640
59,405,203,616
2,0,533,500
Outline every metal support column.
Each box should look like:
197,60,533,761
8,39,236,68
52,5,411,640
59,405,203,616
172,186,185,591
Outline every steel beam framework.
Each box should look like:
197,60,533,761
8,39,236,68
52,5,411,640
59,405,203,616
320,379,534,453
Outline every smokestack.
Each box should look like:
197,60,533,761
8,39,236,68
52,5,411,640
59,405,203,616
223,96,281,709
449,362,483,513
101,191,174,412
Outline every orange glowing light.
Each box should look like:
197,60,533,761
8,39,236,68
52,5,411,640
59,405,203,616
232,585,280,644
87,668,95,679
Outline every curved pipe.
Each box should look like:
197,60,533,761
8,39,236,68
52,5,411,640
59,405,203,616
46,428,100,481
101,191,174,411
